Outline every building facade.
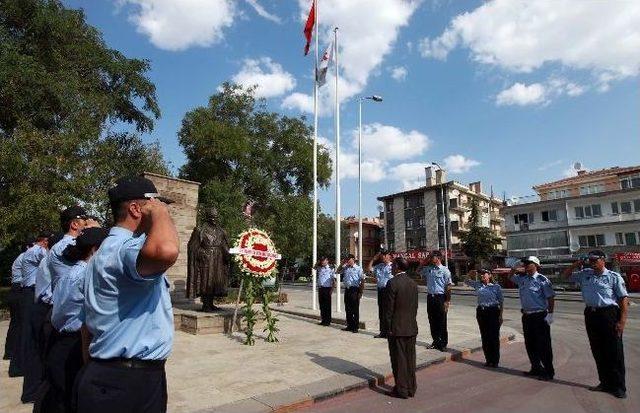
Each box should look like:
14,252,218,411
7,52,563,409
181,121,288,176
378,166,505,276
503,165,640,278
344,216,384,264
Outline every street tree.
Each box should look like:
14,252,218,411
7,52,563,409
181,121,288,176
459,199,502,269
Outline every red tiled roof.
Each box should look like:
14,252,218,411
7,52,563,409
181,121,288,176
533,165,640,190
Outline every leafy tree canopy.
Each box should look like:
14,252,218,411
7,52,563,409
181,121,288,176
459,199,502,268
179,83,332,266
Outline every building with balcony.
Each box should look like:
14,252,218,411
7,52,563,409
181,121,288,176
378,166,505,277
503,165,640,278
344,216,384,264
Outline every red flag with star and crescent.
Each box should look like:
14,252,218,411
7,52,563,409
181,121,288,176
303,1,315,55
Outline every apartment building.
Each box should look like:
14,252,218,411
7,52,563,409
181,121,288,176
378,166,505,276
503,165,640,278
343,216,384,264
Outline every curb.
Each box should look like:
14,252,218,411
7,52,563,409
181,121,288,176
270,306,367,330
206,333,517,413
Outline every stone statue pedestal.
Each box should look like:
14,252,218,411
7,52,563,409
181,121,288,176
173,304,266,335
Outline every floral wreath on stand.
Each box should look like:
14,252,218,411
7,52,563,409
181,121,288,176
232,228,280,345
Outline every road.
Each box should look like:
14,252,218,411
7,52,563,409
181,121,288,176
292,285,639,413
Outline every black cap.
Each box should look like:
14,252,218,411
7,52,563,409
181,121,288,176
76,227,109,249
108,176,174,205
587,250,607,260
379,250,391,256
346,254,356,260
430,250,443,258
478,268,492,275
60,206,88,223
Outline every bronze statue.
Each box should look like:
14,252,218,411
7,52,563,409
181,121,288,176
187,207,230,312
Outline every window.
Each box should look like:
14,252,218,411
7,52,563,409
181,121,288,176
405,218,412,229
621,201,632,214
579,234,606,247
625,233,638,246
620,174,640,189
541,210,557,222
575,206,584,219
580,184,604,195
592,204,602,217
528,213,535,223
611,202,619,214
514,214,519,224
386,202,394,213
418,217,425,227
548,189,570,199
576,204,602,218
635,199,640,213
616,233,624,245
419,237,426,248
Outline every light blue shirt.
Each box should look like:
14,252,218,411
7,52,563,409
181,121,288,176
21,244,47,287
52,261,86,332
49,235,75,291
317,265,334,288
421,264,452,294
465,280,503,307
34,255,53,304
511,273,555,312
82,226,173,360
11,252,25,284
373,263,393,288
571,268,628,308
341,264,363,288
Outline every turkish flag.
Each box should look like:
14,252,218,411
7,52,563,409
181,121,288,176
303,1,315,55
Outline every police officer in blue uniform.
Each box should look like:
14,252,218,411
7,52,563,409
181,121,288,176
338,254,364,333
368,251,393,338
5,242,30,376
563,250,629,399
465,269,504,367
19,232,50,402
419,251,452,351
49,206,92,292
38,227,108,413
315,256,335,326
76,176,179,413
511,256,555,381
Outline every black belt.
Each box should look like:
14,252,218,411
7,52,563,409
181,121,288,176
90,357,166,370
427,293,445,297
55,330,81,339
23,285,35,290
585,305,617,313
477,305,499,310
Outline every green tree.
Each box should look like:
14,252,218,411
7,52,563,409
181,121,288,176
0,0,167,245
178,83,332,268
459,199,502,269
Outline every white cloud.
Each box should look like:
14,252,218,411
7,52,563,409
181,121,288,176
119,0,236,51
284,0,420,114
389,163,428,190
419,0,640,91
229,57,296,98
442,154,480,173
496,78,588,106
496,82,547,106
390,66,408,82
318,136,386,182
282,92,314,113
245,0,281,24
537,159,563,172
354,123,431,162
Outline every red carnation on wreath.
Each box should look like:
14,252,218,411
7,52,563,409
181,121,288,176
232,228,280,278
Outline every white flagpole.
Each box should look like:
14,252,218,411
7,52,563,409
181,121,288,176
334,26,341,313
311,0,318,311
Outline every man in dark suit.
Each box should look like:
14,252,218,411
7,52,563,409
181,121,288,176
385,257,419,399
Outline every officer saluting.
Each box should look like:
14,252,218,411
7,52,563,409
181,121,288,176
5,242,30,377
76,176,179,413
338,254,364,333
511,256,555,381
419,250,452,351
315,257,335,326
563,250,629,399
367,251,393,338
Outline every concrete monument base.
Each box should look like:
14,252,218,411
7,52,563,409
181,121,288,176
173,304,266,335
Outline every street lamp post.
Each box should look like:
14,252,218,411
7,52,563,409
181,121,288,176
432,162,448,269
358,95,383,269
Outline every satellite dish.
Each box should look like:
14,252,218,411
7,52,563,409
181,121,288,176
573,162,582,171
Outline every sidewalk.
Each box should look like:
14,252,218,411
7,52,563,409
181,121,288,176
1,287,517,413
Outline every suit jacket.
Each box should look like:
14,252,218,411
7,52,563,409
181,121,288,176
385,272,418,337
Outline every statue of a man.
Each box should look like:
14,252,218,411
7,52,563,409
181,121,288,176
187,207,230,312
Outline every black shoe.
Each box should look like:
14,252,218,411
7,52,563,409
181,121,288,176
610,389,627,399
538,374,554,381
374,334,387,338
523,369,542,377
589,383,607,392
484,361,491,367
342,327,351,331
491,362,499,368
351,329,358,333
426,344,436,349
390,390,408,399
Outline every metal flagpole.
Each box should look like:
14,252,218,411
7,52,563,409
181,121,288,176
311,0,318,311
334,26,341,313
358,98,363,269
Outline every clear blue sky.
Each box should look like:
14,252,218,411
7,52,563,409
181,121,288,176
66,0,640,217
